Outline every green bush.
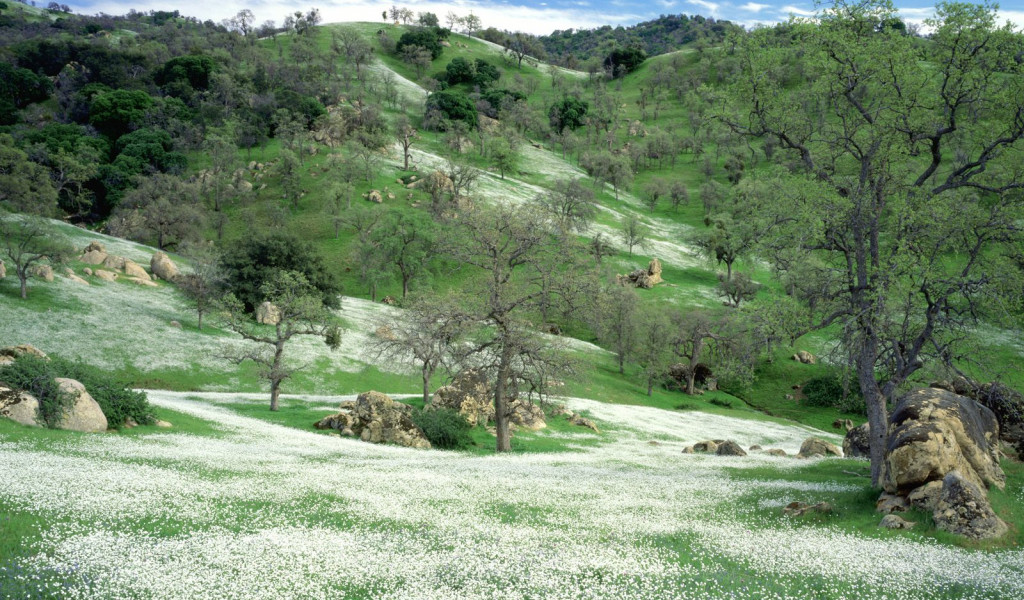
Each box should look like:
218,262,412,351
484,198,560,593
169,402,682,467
411,407,473,450
709,397,733,409
803,374,863,413
0,354,154,428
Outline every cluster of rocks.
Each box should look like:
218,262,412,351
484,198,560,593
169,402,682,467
874,388,1008,539
314,391,431,449
429,370,549,433
681,436,842,459
366,188,397,203
550,404,600,433
616,258,663,289
71,242,180,287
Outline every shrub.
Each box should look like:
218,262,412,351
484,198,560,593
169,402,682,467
396,27,443,60
412,407,473,449
709,397,733,409
0,354,154,428
424,90,477,129
803,374,863,413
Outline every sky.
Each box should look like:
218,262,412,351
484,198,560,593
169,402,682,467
61,1,1024,35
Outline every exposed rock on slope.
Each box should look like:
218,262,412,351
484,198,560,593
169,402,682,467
430,370,493,427
53,378,108,433
315,391,431,449
0,387,40,427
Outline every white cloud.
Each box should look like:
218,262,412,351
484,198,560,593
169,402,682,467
739,2,770,13
779,4,816,18
687,0,720,17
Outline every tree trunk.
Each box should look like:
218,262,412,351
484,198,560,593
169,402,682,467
402,275,410,300
686,368,696,395
858,342,888,487
270,378,281,411
270,340,285,411
422,367,431,405
197,309,203,331
19,273,27,299
647,378,653,396
494,350,512,452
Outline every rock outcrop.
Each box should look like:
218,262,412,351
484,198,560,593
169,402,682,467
882,388,1003,495
430,370,493,427
150,251,179,282
30,264,54,282
616,258,664,289
933,471,1008,540
0,344,48,360
798,437,843,458
53,378,108,433
0,387,40,427
315,391,431,449
843,423,870,458
507,397,546,431
256,301,282,326
124,260,151,281
94,269,118,282
880,514,916,530
880,388,1008,540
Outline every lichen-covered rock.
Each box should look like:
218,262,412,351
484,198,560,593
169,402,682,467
792,350,816,364
102,254,127,271
568,414,600,433
616,259,664,289
430,369,494,427
933,471,1008,540
79,248,108,265
882,388,1004,495
53,378,108,433
715,440,747,457
907,480,943,512
798,437,843,458
0,387,40,427
692,440,722,453
94,269,118,282
843,423,871,458
876,493,909,514
151,251,180,282
315,391,430,449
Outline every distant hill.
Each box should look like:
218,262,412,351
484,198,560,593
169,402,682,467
535,14,743,68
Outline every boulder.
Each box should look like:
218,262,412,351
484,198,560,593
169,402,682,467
169,321,182,329
315,391,430,449
843,423,871,458
715,440,747,456
94,269,118,282
764,448,788,457
617,262,662,289
84,242,105,254
102,254,127,271
53,378,108,433
933,471,1008,540
832,418,854,430
907,480,943,512
79,249,108,265
646,258,663,285
798,437,843,458
367,190,383,203
430,369,494,427
0,259,6,279
0,387,40,427
29,264,54,282
880,515,916,530
792,350,816,364
506,397,546,431
0,344,48,360
749,444,762,451
692,440,721,453
124,260,151,281
976,382,1024,453
66,270,89,285
83,268,93,276
256,301,282,325
150,252,179,282
882,388,1004,495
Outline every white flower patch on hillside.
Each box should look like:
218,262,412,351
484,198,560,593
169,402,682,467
368,61,428,105
4,391,1019,599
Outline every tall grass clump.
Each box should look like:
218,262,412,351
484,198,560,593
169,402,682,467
0,355,154,428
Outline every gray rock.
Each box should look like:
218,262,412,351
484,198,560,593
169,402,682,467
843,422,870,458
798,437,843,458
715,440,748,456
933,471,1008,540
880,514,916,530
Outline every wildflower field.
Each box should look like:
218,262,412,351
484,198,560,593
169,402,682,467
2,392,1022,600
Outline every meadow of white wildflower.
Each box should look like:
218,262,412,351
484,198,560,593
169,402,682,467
1,392,1021,599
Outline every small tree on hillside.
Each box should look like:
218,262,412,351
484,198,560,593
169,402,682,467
619,215,648,257
373,293,472,404
178,242,224,331
0,215,73,300
220,271,341,411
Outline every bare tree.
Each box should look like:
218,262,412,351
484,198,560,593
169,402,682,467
374,294,472,404
220,271,341,411
619,215,648,257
